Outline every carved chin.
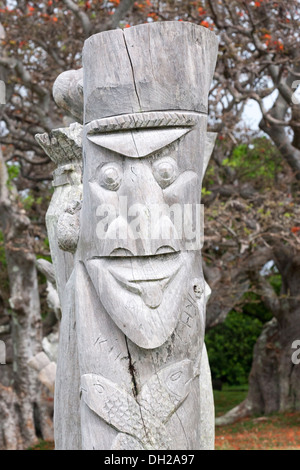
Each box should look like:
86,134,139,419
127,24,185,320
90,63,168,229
85,253,190,349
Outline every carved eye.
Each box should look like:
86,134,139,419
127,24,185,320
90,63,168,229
153,157,178,188
99,163,122,191
170,371,182,382
94,383,104,394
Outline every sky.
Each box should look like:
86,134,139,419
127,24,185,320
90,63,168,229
242,91,279,130
243,82,300,130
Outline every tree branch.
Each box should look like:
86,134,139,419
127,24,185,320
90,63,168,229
0,57,48,99
95,0,136,32
62,0,92,37
0,146,9,204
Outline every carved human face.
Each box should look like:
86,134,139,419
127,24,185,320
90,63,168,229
78,113,208,349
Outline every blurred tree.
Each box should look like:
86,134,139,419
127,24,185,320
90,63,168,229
206,292,273,386
203,135,300,421
198,0,300,420
0,147,52,448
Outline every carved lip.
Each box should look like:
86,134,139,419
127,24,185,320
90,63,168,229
89,252,182,284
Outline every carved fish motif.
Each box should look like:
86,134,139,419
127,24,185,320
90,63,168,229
138,359,194,423
111,433,144,450
81,359,196,450
81,373,170,449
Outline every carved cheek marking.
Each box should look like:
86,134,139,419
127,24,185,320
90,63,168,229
88,182,120,216
163,170,199,200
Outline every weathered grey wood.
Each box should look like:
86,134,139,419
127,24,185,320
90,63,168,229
35,123,82,299
52,69,83,123
28,351,56,394
36,259,61,320
203,133,218,180
38,363,56,394
36,124,83,449
199,344,215,449
83,22,218,120
123,22,218,115
28,351,50,371
38,21,219,450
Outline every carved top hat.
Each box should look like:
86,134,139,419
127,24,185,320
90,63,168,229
52,22,218,127
83,22,218,123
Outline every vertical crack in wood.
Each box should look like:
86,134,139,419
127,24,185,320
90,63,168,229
125,336,138,398
125,336,152,448
122,32,142,110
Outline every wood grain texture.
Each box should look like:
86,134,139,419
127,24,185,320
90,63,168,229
36,124,83,449
123,21,218,115
83,21,218,121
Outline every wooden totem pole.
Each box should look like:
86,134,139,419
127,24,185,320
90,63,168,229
37,21,219,450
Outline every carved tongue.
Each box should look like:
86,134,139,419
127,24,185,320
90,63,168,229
140,282,163,309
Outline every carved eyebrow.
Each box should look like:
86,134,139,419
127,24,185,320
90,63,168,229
85,111,198,134
87,127,191,159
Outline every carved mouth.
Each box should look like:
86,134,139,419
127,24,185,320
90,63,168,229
90,251,181,280
110,251,180,277
87,251,183,309
109,252,182,309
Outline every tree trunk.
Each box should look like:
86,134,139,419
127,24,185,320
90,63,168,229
216,245,300,425
0,150,53,449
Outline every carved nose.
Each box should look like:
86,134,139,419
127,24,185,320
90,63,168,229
120,160,166,205
102,161,181,256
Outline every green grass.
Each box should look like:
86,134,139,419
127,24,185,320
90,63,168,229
214,385,300,449
215,413,300,450
27,440,54,450
214,384,248,417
